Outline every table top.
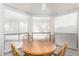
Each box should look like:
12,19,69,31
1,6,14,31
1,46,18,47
22,40,56,55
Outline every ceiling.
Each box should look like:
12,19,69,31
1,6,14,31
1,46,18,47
5,3,79,15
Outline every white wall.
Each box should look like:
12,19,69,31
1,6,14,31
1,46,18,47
0,4,4,55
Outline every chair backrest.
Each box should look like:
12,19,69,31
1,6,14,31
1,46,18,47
58,42,68,56
51,35,55,43
11,43,20,56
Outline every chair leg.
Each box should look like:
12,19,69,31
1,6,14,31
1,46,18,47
24,53,26,56
24,53,29,56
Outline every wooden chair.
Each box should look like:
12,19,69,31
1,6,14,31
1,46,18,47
51,35,55,43
11,43,20,56
53,42,68,56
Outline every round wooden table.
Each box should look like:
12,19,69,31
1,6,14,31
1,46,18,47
22,40,56,56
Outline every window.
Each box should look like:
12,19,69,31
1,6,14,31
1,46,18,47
32,16,51,41
5,9,29,34
55,12,77,33
33,16,51,33
54,12,77,49
4,8,29,52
